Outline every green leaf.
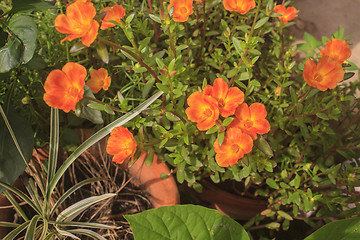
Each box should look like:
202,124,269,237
165,112,180,122
217,131,225,146
0,37,22,73
9,15,37,63
277,211,293,221
305,216,360,240
50,178,102,218
254,136,273,157
95,42,109,64
75,86,104,124
11,0,53,13
67,229,107,240
54,221,115,229
125,205,250,240
57,193,116,222
254,17,269,29
142,78,155,98
0,104,33,193
344,72,355,80
24,215,40,240
156,83,170,93
149,14,162,24
232,37,243,55
3,221,30,240
266,178,279,189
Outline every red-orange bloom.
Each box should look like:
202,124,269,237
106,126,137,164
43,62,86,113
100,5,126,30
213,128,253,167
229,103,270,140
222,0,256,15
185,91,219,131
320,39,351,64
168,0,194,22
54,0,99,47
86,68,111,93
273,5,298,24
303,57,344,91
203,78,244,118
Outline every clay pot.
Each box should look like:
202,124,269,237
190,180,267,220
121,151,180,208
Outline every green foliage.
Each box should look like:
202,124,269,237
125,205,250,240
305,216,360,240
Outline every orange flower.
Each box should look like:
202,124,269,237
223,0,256,15
320,39,351,64
273,5,298,24
275,86,281,96
229,103,270,140
86,68,111,93
213,128,253,167
168,0,194,22
203,78,244,118
100,5,126,30
106,126,137,164
43,62,86,113
303,56,344,91
54,0,99,47
185,91,219,131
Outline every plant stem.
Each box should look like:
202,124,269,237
98,37,160,82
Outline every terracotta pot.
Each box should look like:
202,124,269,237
121,151,180,208
190,180,267,220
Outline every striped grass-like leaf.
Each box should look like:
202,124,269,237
57,228,81,240
46,91,163,206
24,215,40,240
3,221,30,240
0,181,41,215
0,222,19,228
39,218,49,240
67,229,107,240
47,108,59,188
56,193,116,222
2,190,28,221
53,221,115,229
26,179,43,214
50,177,102,218
42,232,56,240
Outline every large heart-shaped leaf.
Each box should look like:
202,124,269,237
305,216,360,240
11,0,53,13
0,105,33,193
0,37,22,73
125,205,250,240
9,15,37,64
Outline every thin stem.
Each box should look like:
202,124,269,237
83,96,123,113
98,37,160,82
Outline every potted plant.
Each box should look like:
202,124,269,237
1,0,360,238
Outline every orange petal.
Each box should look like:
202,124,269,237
303,58,317,88
253,119,271,135
212,78,228,101
235,103,251,121
81,20,99,47
249,103,267,120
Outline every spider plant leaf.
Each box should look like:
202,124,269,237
3,221,30,240
0,222,19,228
67,229,107,240
2,190,28,221
53,221,115,229
0,181,41,215
24,215,40,240
47,108,59,187
50,177,102,218
47,91,163,204
26,179,43,213
56,228,81,240
39,218,49,240
56,193,116,222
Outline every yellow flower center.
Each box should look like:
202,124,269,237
314,73,323,82
68,87,79,97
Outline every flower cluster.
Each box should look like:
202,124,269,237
168,0,255,22
43,63,111,112
54,1,125,46
186,78,270,167
303,39,351,91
